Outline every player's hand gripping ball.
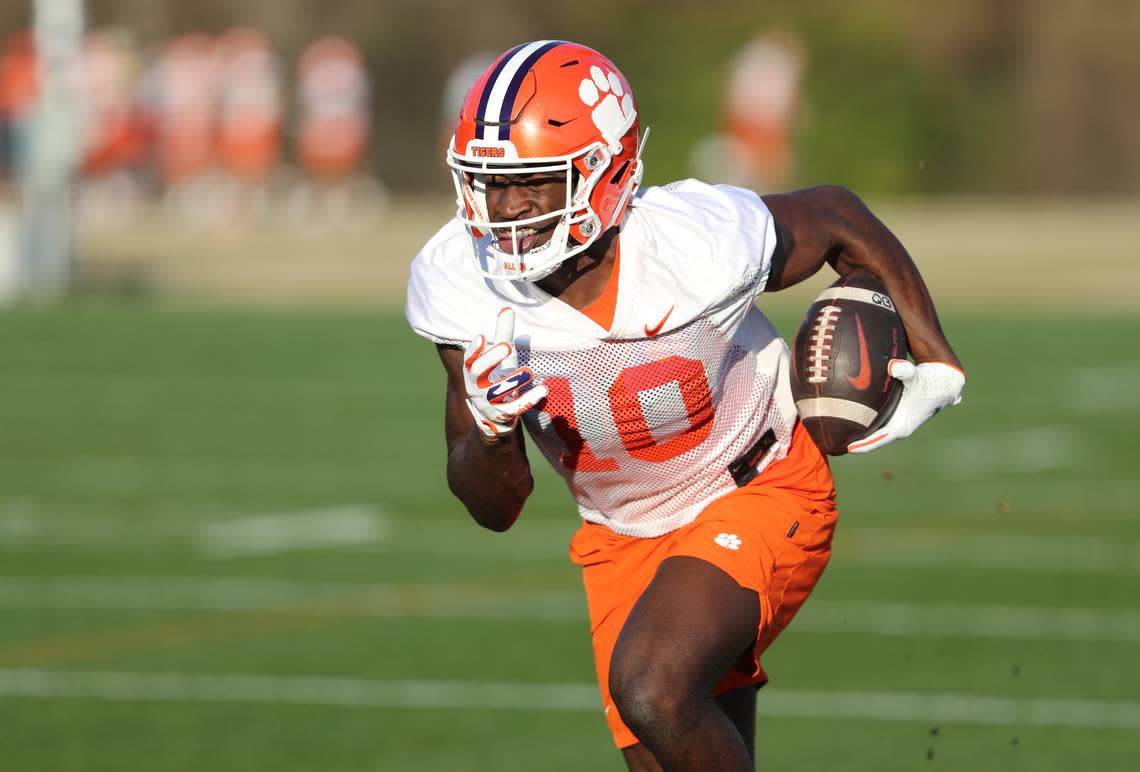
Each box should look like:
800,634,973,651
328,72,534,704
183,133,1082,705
463,308,548,440
846,359,965,453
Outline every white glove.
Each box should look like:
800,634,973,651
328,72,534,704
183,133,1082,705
847,360,965,454
463,308,548,439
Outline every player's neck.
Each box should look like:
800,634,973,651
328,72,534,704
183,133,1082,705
534,228,619,310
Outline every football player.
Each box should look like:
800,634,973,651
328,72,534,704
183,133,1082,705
406,41,964,772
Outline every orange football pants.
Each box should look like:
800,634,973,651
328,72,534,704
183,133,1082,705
569,421,838,748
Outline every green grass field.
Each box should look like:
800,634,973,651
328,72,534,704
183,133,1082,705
1,305,1138,771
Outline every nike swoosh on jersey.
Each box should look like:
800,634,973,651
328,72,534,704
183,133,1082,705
846,313,872,390
644,305,674,337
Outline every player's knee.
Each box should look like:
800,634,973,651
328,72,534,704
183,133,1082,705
609,651,691,738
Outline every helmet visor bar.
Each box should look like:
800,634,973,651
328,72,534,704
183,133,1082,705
446,141,606,177
449,158,571,176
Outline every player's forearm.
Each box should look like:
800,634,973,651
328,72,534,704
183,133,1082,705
446,428,533,532
827,189,962,368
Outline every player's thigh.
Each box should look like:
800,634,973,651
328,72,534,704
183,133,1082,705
610,555,760,693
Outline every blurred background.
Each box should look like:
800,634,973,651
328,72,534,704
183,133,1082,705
1,1,1138,770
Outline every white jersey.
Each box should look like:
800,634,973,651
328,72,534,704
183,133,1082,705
406,179,797,537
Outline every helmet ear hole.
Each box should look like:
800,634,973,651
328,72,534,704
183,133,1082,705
609,160,630,185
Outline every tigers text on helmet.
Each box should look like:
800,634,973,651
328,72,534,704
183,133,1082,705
447,41,647,282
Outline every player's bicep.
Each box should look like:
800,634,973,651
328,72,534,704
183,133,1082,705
761,187,847,291
437,344,474,449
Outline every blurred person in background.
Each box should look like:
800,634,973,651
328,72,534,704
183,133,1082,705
406,40,964,771
692,32,804,190
0,29,34,300
0,29,38,189
214,27,282,223
723,33,804,189
77,27,151,226
146,32,219,222
292,35,377,222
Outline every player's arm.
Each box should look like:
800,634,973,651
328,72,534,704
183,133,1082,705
435,308,548,531
762,185,960,369
437,346,532,531
762,185,965,453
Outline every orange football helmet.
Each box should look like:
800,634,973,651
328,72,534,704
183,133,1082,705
447,41,647,281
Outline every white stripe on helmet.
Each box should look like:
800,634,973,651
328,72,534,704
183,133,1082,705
482,40,555,142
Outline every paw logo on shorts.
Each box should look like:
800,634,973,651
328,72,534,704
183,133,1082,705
578,66,635,146
714,533,742,551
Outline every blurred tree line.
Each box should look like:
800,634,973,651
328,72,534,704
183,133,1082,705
4,0,1139,193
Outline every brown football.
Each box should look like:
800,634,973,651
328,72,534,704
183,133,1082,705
790,270,908,455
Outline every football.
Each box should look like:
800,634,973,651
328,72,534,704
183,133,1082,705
790,270,908,455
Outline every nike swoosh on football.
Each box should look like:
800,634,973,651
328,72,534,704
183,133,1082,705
846,313,872,390
644,305,674,337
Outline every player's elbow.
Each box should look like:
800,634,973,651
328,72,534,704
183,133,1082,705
810,184,864,215
462,494,527,532
447,475,532,533
470,507,522,533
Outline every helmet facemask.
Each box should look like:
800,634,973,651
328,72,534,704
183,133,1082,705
447,139,635,282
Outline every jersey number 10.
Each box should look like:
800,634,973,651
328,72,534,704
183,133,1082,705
535,355,714,470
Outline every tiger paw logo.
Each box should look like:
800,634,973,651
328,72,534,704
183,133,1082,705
578,66,635,147
714,533,742,551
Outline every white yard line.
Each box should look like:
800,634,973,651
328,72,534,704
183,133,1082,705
0,669,599,712
4,500,1139,574
0,576,586,622
2,576,1138,643
195,506,387,559
840,527,1140,575
0,502,573,560
757,689,1140,730
932,426,1078,480
0,576,350,611
799,600,1140,643
1069,363,1140,415
1,669,1138,730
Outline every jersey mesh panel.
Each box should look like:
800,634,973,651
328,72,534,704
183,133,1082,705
520,314,792,538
